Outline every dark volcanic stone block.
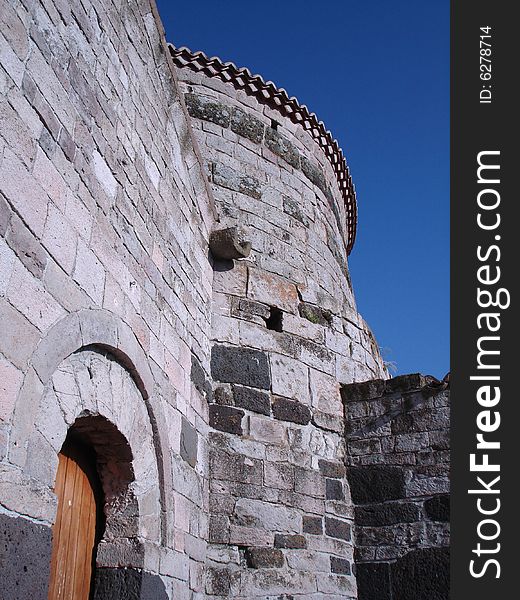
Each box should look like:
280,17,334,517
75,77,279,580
274,534,307,549
330,556,352,575
424,495,450,522
93,568,168,600
207,568,231,595
211,345,270,389
0,514,52,600
348,466,406,504
326,478,345,500
180,416,198,467
209,404,244,434
325,517,351,541
391,547,450,600
283,195,309,226
272,397,311,425
355,502,421,527
318,459,346,479
191,353,212,401
245,547,284,568
233,384,270,415
341,379,386,403
231,107,265,143
300,156,328,195
303,516,323,535
184,93,231,127
357,562,391,600
265,127,300,168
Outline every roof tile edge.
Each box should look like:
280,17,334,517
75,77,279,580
169,45,358,255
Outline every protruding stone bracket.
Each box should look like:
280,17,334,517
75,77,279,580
209,226,251,260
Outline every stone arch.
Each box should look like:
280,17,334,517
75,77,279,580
7,309,172,545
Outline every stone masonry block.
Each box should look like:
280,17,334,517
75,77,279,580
209,404,244,435
185,93,231,128
248,268,298,314
330,556,352,575
233,384,270,415
180,417,198,467
212,162,262,199
231,108,265,143
303,516,323,535
270,353,309,403
324,517,351,541
325,479,344,501
424,495,450,522
245,547,284,569
391,547,449,600
272,397,311,425
0,514,52,600
274,534,307,549
355,502,421,527
265,127,300,169
348,466,406,504
0,298,39,370
211,345,270,389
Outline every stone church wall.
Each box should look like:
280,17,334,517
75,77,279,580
1,0,215,596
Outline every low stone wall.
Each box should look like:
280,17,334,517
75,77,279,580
342,374,450,600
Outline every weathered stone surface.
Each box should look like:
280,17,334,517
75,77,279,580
355,502,421,527
180,416,198,467
212,162,262,199
424,495,450,522
283,195,309,226
210,404,244,435
326,479,345,501
357,562,391,600
231,108,265,143
93,567,168,600
348,467,406,504
274,534,307,549
391,548,449,600
248,269,299,314
210,449,263,485
245,547,284,569
300,156,328,195
206,567,231,595
233,384,270,415
325,517,351,541
330,556,352,575
211,345,271,389
185,93,231,127
318,459,346,479
303,516,323,535
191,353,212,400
272,397,311,425
299,302,332,327
265,127,300,168
0,514,52,600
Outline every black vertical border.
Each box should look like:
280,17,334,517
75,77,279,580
452,1,516,597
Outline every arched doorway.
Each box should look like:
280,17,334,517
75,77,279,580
47,436,104,600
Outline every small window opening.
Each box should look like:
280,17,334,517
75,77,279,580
270,119,279,131
264,306,283,332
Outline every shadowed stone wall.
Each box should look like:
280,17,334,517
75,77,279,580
342,374,450,600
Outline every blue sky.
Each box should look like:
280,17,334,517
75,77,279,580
156,1,449,378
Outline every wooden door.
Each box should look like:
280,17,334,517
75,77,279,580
48,442,99,600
